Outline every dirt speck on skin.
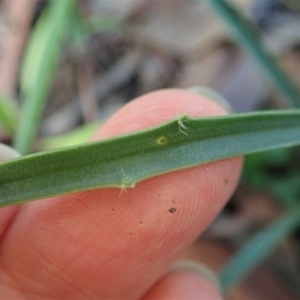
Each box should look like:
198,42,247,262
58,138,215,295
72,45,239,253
169,207,177,213
129,232,133,235
224,178,229,184
173,200,177,203
112,208,115,211
140,221,143,225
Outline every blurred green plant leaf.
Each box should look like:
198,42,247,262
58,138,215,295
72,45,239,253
69,10,123,51
1,109,300,207
219,204,300,294
205,0,300,108
0,93,19,135
14,0,76,154
42,122,100,150
243,147,300,206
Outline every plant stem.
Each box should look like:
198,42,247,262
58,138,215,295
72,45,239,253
204,0,300,108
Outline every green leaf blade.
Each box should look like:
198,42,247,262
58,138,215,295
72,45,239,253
219,205,300,294
1,110,300,207
204,0,300,108
14,0,75,154
0,93,20,135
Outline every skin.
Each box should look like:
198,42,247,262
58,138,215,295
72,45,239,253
0,89,243,299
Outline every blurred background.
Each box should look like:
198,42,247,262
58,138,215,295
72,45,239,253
0,0,300,299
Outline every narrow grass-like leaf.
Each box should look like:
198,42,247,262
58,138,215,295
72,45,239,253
204,0,300,108
14,0,75,155
219,205,300,294
0,93,19,135
1,110,300,207
42,122,100,150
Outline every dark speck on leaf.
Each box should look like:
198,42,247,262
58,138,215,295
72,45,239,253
169,208,177,213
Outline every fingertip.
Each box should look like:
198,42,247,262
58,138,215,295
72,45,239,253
91,88,229,140
0,144,21,240
169,260,221,292
90,87,243,234
1,88,242,299
142,262,223,300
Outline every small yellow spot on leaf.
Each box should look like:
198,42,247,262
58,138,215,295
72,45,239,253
156,136,167,145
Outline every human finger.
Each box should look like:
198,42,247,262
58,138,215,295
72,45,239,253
0,89,242,299
142,260,223,300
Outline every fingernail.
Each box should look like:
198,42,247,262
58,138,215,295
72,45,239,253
170,260,220,291
0,143,20,161
187,86,233,113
